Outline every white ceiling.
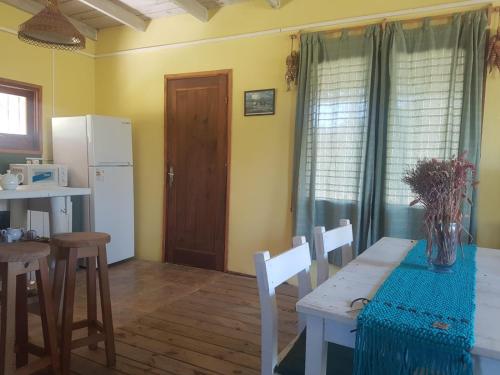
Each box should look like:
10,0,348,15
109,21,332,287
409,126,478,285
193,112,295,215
46,0,248,29
2,0,276,40
119,0,245,19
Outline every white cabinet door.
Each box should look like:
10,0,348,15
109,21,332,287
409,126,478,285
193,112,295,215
87,115,133,166
89,166,134,264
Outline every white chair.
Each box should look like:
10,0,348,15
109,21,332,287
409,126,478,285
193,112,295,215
314,219,353,286
254,236,312,375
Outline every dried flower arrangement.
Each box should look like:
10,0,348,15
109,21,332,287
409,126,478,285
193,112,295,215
487,27,500,73
487,8,500,73
402,153,478,267
285,34,299,91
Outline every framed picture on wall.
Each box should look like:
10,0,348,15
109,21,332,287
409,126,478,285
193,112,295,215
244,89,275,116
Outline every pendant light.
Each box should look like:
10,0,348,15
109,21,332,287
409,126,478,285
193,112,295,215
18,0,85,51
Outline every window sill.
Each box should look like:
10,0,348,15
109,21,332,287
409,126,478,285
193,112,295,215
0,146,42,155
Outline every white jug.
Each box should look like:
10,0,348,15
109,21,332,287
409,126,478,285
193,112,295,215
0,170,23,190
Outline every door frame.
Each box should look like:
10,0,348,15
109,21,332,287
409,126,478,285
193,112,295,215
162,69,232,271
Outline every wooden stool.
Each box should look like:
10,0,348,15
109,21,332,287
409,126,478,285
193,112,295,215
51,232,115,373
0,242,59,375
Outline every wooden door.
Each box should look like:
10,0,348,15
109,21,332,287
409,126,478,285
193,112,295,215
164,72,230,271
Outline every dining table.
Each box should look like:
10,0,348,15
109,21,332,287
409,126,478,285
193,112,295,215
296,237,500,375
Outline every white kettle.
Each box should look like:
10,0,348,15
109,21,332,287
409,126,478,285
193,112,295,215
0,170,23,190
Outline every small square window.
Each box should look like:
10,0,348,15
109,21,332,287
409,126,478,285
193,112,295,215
0,78,42,154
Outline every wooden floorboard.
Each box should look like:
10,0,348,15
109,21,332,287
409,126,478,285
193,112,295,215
27,260,298,374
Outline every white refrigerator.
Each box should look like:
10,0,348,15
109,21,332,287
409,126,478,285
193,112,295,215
52,115,134,264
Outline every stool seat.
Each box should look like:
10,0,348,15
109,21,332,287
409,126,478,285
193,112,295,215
0,242,50,263
51,232,111,248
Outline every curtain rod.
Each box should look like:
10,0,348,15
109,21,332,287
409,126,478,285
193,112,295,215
293,1,495,36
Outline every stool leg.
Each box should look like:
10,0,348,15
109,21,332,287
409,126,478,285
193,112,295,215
36,257,60,374
15,273,28,368
60,249,78,374
52,257,66,326
86,256,98,350
0,263,17,375
97,246,116,367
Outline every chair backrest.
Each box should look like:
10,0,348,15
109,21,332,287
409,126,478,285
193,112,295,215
314,219,353,286
254,237,312,375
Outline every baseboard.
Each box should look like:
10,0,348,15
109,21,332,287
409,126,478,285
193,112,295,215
226,270,255,278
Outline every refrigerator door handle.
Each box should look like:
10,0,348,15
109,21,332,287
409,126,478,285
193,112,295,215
168,166,175,188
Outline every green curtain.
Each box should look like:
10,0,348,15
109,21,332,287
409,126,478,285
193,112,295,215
292,27,381,256
293,10,487,254
372,11,487,243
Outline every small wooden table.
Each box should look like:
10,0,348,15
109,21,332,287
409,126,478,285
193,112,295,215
296,237,500,375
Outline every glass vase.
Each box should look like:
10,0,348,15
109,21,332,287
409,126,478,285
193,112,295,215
429,222,459,272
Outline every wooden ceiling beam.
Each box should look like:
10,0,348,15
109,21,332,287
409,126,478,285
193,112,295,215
267,0,280,9
77,0,148,32
1,0,98,40
171,0,209,22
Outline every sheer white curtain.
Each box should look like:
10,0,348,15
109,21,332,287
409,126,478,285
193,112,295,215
385,48,464,206
305,55,370,202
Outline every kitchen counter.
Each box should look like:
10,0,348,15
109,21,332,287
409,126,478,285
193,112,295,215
0,185,90,199
0,185,91,235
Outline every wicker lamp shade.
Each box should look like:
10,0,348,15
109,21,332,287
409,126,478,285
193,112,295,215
18,0,85,50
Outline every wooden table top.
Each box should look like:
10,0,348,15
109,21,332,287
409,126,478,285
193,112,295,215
296,237,500,360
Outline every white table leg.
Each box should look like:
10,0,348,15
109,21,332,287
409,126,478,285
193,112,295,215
305,314,327,375
474,355,500,375
49,196,72,235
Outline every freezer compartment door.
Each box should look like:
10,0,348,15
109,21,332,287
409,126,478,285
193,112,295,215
87,115,133,166
89,166,134,264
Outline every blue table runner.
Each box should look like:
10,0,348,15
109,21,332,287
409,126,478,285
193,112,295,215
354,240,477,375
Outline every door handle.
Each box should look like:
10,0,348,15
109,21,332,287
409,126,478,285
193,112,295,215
168,166,175,188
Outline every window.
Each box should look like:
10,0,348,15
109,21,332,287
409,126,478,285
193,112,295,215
294,15,484,251
305,56,370,202
0,78,42,154
306,48,465,206
385,48,465,206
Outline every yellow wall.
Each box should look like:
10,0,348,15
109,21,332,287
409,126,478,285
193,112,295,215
95,33,295,271
0,3,95,159
95,0,500,274
477,76,500,248
2,0,499,275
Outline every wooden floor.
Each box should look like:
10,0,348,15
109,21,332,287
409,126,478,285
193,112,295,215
29,259,298,374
